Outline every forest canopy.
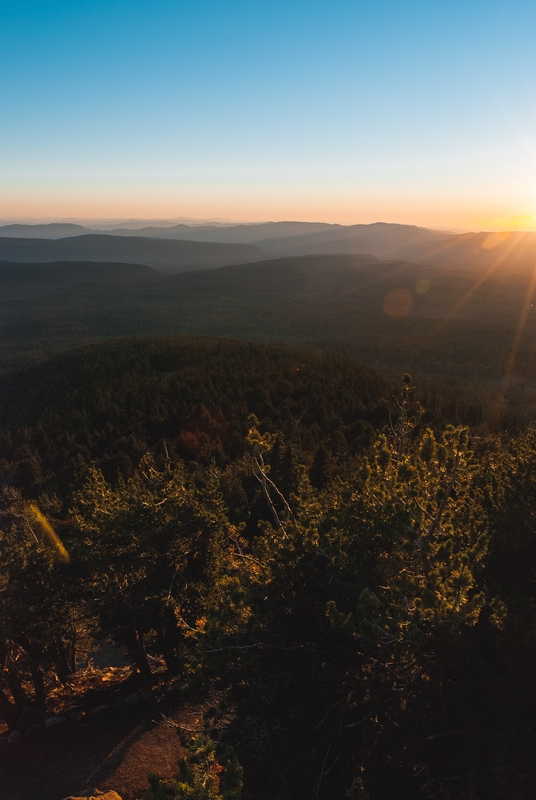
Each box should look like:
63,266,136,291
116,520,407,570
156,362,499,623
1,336,536,799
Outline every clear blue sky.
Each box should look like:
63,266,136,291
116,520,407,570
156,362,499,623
2,0,536,228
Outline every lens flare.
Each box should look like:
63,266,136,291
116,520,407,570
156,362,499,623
434,231,530,332
415,279,430,295
27,503,70,563
502,263,536,392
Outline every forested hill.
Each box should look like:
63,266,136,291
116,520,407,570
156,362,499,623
0,260,160,282
6,221,536,273
0,336,389,497
0,234,267,272
5,252,536,396
3,335,536,798
0,222,89,238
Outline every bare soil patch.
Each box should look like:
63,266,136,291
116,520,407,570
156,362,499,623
0,669,219,800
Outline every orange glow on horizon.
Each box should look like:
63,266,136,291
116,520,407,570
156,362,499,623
2,186,536,231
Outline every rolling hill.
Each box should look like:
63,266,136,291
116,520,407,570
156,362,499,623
0,260,160,283
5,223,536,276
395,229,536,271
0,220,455,259
0,222,90,238
3,253,536,400
0,234,267,272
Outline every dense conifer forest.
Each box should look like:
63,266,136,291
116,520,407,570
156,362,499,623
1,335,536,799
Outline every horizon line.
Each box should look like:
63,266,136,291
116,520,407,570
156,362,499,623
0,217,487,235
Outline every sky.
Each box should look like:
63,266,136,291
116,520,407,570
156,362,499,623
2,0,536,229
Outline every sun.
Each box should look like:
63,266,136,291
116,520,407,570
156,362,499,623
490,214,536,231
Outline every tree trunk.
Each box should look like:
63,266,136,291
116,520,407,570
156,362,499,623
124,625,152,680
0,687,20,730
6,666,30,708
16,636,46,710
0,641,30,707
68,618,77,672
49,638,72,684
161,606,182,674
27,659,46,710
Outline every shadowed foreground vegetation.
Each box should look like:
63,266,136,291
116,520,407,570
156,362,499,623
1,337,536,799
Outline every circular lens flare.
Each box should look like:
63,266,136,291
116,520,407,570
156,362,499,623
415,279,430,295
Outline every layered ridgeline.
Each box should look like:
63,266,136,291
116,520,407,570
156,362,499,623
0,220,450,254
2,336,536,798
5,220,536,272
3,254,536,414
0,234,266,272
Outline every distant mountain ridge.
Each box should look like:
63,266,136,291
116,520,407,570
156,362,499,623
0,221,456,271
97,220,338,242
0,223,90,238
0,234,266,272
248,222,451,258
394,230,536,272
0,219,448,250
0,220,337,240
3,222,536,274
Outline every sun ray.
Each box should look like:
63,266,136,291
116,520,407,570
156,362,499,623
501,261,536,394
429,231,532,341
442,233,525,322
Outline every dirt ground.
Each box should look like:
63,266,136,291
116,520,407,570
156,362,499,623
0,689,217,800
